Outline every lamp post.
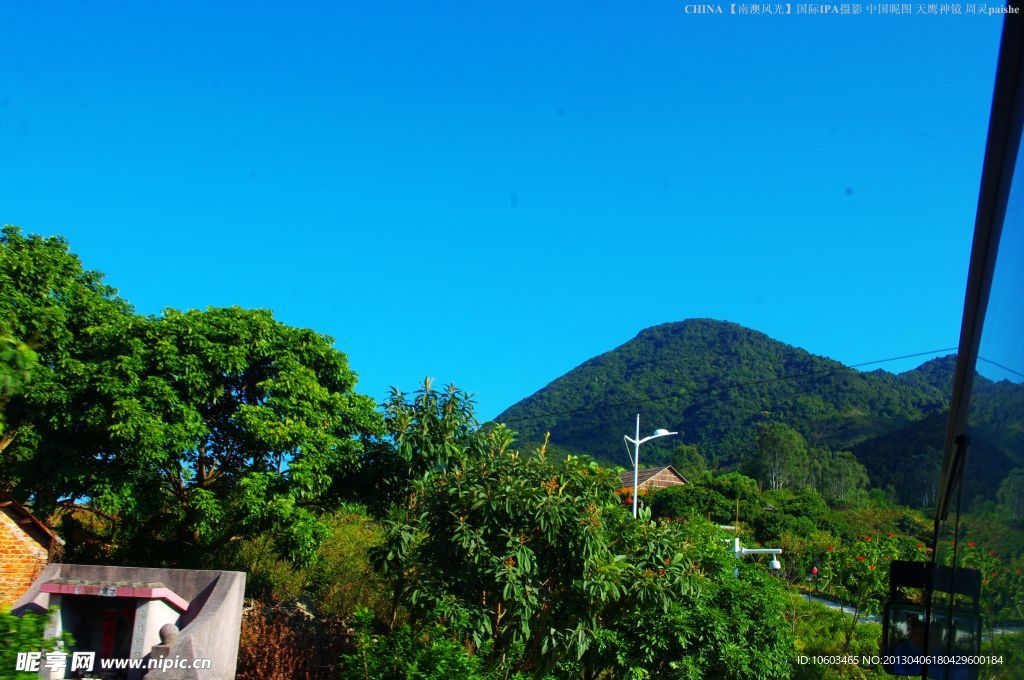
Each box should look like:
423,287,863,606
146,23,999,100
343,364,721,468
623,414,677,518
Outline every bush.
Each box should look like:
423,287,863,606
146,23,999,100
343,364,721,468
235,504,391,622
375,428,793,677
339,608,527,680
788,594,883,679
0,608,69,680
593,519,794,680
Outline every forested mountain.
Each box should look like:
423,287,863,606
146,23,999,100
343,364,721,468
854,365,1024,507
496,319,1024,507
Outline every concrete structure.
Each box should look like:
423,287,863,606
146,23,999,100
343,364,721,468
0,493,63,608
618,465,688,493
13,564,245,679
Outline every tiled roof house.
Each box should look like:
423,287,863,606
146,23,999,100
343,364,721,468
618,465,689,492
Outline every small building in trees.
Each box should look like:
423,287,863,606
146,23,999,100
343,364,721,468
618,465,689,494
0,492,64,608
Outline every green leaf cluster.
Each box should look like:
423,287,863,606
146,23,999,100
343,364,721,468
371,385,794,678
0,608,71,680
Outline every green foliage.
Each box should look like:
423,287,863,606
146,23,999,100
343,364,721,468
1,227,380,566
235,505,392,621
669,443,707,481
753,487,830,542
780,530,838,587
747,422,810,491
0,225,134,491
818,533,904,651
811,449,869,504
375,435,624,672
373,384,793,679
497,319,952,472
982,630,1024,679
647,472,760,526
0,334,35,439
346,379,495,514
787,594,884,679
0,608,71,680
647,484,710,522
591,521,794,680
339,608,528,680
102,306,381,566
997,469,1024,522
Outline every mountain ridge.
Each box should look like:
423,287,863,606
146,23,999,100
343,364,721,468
496,319,986,504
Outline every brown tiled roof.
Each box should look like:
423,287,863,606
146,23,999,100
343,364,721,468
0,492,64,547
618,465,688,488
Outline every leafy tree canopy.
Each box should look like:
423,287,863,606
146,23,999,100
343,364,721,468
1,226,380,566
746,422,809,491
0,225,132,462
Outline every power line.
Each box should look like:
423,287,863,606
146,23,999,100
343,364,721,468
496,346,958,427
978,356,1024,381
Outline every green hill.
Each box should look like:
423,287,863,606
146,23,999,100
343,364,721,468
496,319,1023,508
496,319,947,465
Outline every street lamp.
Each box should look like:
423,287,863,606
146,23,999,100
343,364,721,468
623,414,677,518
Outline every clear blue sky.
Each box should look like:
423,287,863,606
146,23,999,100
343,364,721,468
0,2,1004,419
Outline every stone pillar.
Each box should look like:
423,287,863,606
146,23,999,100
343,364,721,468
128,600,180,680
145,624,179,677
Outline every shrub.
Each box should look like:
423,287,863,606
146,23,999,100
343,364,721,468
0,608,69,680
236,504,391,622
375,430,793,677
339,608,527,680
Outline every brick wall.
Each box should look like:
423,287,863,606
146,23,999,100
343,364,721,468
0,508,50,609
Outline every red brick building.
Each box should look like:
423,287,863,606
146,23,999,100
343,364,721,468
0,493,63,609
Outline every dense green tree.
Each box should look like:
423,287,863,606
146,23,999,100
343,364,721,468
87,307,381,565
712,471,761,503
331,379,496,516
753,487,830,542
669,442,707,481
648,484,727,522
2,227,381,564
747,422,809,491
997,468,1024,522
811,449,870,504
0,225,133,471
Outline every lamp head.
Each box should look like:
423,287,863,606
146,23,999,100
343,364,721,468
769,558,782,571
653,428,672,437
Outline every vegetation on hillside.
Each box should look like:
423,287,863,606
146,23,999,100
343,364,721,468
496,319,1024,509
